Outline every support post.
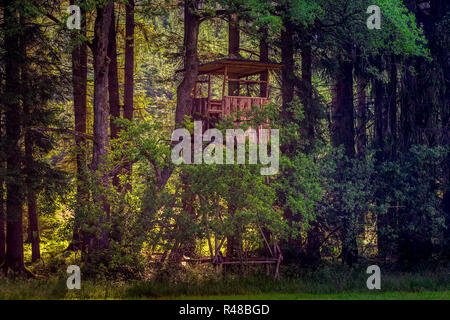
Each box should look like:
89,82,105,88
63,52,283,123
222,66,228,99
194,80,197,99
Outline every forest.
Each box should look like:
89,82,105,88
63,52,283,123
0,0,449,300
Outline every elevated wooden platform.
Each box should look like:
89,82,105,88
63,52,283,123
178,59,282,129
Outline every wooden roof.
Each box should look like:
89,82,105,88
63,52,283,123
176,59,283,77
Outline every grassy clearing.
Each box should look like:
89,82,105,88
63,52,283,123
172,291,450,300
0,268,449,300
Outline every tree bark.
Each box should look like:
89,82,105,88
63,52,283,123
123,0,135,190
374,57,399,260
20,36,41,263
331,60,355,157
356,75,367,158
175,0,200,125
373,73,385,161
147,0,202,192
300,32,315,146
92,3,113,171
107,6,121,189
386,58,397,159
224,12,242,259
228,13,240,96
400,59,415,152
3,3,26,274
25,188,40,262
24,86,40,262
108,7,120,141
304,224,323,267
331,59,357,265
124,0,135,122
259,27,268,97
279,18,307,261
0,152,5,265
0,95,4,265
281,19,294,118
258,28,274,255
70,0,88,253
300,30,323,264
168,0,202,266
91,1,114,251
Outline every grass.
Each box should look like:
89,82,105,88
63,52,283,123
172,291,450,300
0,267,449,300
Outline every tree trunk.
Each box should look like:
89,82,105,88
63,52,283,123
164,0,202,267
259,27,268,97
70,0,88,253
304,224,323,267
331,60,357,265
331,60,355,157
123,0,135,190
225,206,240,258
356,75,367,158
279,18,307,261
300,32,315,147
281,19,294,118
24,100,40,262
377,58,397,261
386,57,397,159
175,0,200,125
228,13,240,96
300,30,323,264
91,2,114,252
149,0,201,192
258,28,274,255
430,0,450,257
21,41,41,263
373,71,385,162
0,155,5,265
398,59,434,262
108,6,121,189
400,59,415,152
92,3,113,171
108,7,120,141
3,3,26,274
26,191,40,262
124,0,135,122
224,12,242,258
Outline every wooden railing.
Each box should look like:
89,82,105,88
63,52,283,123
190,96,269,119
222,96,269,118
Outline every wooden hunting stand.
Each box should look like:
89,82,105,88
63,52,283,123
174,59,284,278
177,58,282,129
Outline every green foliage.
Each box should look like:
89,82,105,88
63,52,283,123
367,0,429,58
1,0,448,283
376,145,448,262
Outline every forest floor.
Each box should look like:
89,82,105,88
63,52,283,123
0,268,449,300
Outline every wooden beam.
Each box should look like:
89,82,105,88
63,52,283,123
212,236,226,264
227,78,269,84
259,226,273,257
207,75,212,101
222,65,228,99
219,260,277,265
